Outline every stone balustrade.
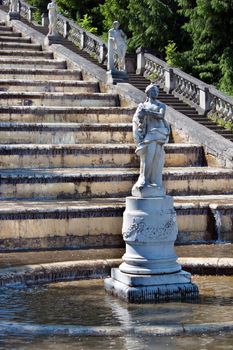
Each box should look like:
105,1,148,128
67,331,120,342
143,53,167,89
2,0,107,63
137,48,233,119
208,87,233,123
19,0,35,22
56,14,107,63
3,0,35,22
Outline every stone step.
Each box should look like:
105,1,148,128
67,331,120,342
0,31,21,37
0,50,53,58
174,194,233,243
0,167,231,200
0,122,133,144
1,244,232,268
0,80,99,93
0,58,67,69
171,106,198,113
0,42,41,50
180,111,200,116
0,92,119,107
0,25,13,32
216,131,233,136
0,35,31,43
0,143,203,169
165,102,193,108
0,195,232,250
0,106,134,123
0,68,82,81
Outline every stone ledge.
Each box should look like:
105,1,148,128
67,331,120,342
0,320,232,337
0,257,232,288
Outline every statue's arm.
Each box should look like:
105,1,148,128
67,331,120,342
158,104,170,133
132,104,146,144
108,29,115,41
120,30,127,41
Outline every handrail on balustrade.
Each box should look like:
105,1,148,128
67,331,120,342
139,50,233,117
56,13,107,63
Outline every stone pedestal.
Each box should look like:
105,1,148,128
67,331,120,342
105,196,198,303
106,70,128,85
8,11,20,20
44,34,63,46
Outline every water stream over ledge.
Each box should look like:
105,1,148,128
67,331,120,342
0,276,232,349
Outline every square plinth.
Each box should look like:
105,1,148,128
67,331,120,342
8,12,20,20
105,269,199,303
44,35,63,46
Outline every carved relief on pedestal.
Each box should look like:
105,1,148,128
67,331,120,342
122,213,177,243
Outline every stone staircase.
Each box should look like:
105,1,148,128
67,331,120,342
0,20,233,253
128,74,233,142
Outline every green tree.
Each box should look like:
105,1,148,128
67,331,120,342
27,0,47,13
101,0,187,56
56,0,104,33
176,0,233,93
27,0,103,34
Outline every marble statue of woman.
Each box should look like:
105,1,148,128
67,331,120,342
47,0,58,36
107,21,127,71
9,0,18,12
132,83,170,198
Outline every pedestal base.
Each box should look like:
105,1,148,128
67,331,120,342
44,34,63,46
105,269,199,303
106,70,128,85
8,12,20,20
105,195,199,302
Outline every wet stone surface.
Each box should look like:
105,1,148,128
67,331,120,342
1,333,233,350
0,244,232,269
0,276,232,348
0,276,232,324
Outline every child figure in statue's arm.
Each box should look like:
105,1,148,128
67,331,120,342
132,103,147,146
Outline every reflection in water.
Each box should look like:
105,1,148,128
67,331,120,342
105,295,177,350
0,277,232,327
0,276,232,349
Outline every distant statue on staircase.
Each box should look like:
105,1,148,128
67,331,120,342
107,21,127,72
47,0,58,36
9,0,18,13
132,83,170,198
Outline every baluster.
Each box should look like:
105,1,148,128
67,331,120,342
63,20,69,38
28,7,32,22
80,31,86,50
98,43,105,64
187,82,192,100
216,98,223,118
223,103,229,121
179,78,185,95
227,104,233,122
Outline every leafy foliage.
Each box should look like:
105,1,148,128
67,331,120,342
27,0,233,95
175,0,233,93
101,0,187,56
78,14,97,34
56,0,104,33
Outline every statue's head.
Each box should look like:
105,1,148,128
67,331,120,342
113,21,120,29
145,84,159,99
